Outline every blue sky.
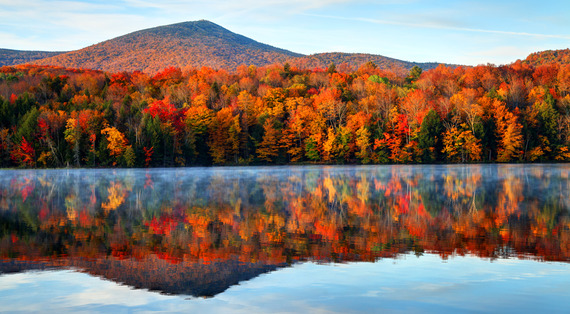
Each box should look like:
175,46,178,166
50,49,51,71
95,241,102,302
0,0,568,65
1,255,570,312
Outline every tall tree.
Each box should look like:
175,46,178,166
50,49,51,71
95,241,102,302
257,118,281,163
418,109,443,162
494,100,523,162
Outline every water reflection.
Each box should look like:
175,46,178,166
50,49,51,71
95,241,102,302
1,165,569,296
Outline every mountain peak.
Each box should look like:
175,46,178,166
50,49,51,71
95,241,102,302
144,19,227,32
20,20,447,73
30,20,303,73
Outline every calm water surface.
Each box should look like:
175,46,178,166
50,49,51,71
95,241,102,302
0,164,569,312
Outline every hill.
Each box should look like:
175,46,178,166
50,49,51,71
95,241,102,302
292,52,444,71
6,21,569,74
523,48,570,66
30,20,303,73
0,49,64,67
25,20,451,73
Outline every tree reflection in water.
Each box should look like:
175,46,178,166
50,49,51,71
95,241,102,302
1,165,569,296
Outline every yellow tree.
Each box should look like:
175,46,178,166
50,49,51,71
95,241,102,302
185,104,213,160
494,100,523,162
557,64,570,97
262,88,287,120
361,80,396,120
237,91,261,158
314,88,345,129
355,126,371,164
208,108,240,164
237,90,261,127
322,127,336,162
280,104,314,162
450,88,483,134
101,126,131,165
257,118,280,163
64,118,81,166
441,124,482,162
281,122,303,163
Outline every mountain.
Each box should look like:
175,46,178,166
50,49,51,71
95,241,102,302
30,20,303,73
523,48,570,66
4,21,568,74
26,20,449,73
291,52,444,71
0,49,64,67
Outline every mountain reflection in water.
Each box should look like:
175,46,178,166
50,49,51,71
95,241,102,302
1,165,569,297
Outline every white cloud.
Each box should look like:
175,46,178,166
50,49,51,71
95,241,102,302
307,14,570,40
0,272,35,291
1,0,364,51
62,284,158,307
0,1,169,50
1,0,568,65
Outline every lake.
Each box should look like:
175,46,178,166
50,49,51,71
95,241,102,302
1,164,569,313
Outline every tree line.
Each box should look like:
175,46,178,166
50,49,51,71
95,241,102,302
1,60,570,168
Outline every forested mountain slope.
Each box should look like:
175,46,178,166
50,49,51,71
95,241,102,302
0,49,64,67
30,20,303,73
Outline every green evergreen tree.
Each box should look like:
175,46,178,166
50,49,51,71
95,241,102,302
418,109,443,162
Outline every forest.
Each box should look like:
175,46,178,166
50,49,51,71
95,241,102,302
1,60,570,168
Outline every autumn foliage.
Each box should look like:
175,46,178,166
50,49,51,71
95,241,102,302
1,165,569,272
1,59,570,168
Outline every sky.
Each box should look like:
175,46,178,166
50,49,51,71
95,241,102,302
0,0,569,65
1,255,569,312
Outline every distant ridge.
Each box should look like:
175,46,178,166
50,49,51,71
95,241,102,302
0,49,64,67
290,52,445,71
523,48,570,66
